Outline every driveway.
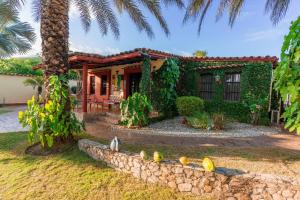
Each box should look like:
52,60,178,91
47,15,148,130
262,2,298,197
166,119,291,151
0,106,28,133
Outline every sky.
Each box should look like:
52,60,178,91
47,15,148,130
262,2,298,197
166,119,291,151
18,0,300,58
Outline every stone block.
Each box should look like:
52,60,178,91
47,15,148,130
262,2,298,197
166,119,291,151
178,183,192,192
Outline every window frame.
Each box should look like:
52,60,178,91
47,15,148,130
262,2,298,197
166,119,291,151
89,76,95,95
223,72,241,102
100,74,108,96
199,73,214,101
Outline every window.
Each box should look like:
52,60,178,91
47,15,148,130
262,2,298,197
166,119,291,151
199,74,213,100
100,75,107,96
90,76,95,94
224,73,241,101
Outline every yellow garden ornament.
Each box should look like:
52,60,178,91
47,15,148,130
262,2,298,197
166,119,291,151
202,157,215,172
153,151,163,163
179,156,189,166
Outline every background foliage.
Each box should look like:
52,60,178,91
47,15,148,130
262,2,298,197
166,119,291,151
274,16,300,134
151,58,180,118
0,57,42,76
179,61,273,125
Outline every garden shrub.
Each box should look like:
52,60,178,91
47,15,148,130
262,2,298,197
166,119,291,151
120,93,153,128
186,112,211,129
212,112,225,130
176,96,204,116
19,75,84,148
152,58,180,118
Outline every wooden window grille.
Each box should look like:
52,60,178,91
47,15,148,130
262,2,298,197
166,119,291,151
224,73,241,101
199,74,213,100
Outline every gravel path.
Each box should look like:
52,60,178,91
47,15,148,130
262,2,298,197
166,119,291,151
142,117,283,137
0,106,28,133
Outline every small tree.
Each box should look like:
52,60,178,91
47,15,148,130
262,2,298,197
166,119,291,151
193,50,207,57
23,76,43,101
274,16,300,134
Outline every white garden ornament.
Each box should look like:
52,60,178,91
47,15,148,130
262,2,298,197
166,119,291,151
110,136,120,152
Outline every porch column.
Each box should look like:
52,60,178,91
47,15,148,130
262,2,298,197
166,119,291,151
82,64,88,112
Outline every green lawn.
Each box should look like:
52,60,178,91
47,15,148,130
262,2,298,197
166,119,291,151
1,132,300,200
0,132,208,200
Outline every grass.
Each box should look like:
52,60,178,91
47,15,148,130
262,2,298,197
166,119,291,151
1,132,300,200
0,132,209,200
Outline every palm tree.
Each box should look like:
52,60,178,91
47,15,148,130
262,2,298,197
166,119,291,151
23,76,44,101
193,50,207,57
0,0,35,58
183,0,292,34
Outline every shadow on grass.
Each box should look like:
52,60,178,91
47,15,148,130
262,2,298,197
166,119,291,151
0,132,110,169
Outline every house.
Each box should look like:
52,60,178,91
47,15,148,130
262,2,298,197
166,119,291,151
34,48,278,124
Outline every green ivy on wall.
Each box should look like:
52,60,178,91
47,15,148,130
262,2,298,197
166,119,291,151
179,61,273,125
152,58,180,117
139,57,151,99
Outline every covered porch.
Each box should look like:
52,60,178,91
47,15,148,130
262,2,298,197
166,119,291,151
70,48,172,113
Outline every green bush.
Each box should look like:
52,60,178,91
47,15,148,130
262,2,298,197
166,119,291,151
186,112,210,129
176,96,204,116
120,93,153,128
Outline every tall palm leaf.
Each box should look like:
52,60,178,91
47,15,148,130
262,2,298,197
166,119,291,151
184,0,292,34
0,0,35,58
23,76,44,100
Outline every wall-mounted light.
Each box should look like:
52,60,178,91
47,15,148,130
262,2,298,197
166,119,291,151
215,75,221,84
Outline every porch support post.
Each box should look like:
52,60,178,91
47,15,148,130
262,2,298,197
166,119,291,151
82,64,88,113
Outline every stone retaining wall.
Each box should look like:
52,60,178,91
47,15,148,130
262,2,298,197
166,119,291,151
79,139,300,200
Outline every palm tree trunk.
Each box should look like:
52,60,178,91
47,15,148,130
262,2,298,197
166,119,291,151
40,0,72,140
41,0,69,101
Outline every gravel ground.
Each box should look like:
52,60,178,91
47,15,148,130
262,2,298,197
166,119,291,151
140,117,283,137
0,106,28,133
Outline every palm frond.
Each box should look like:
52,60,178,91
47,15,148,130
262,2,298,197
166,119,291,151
162,0,184,9
265,0,291,25
73,0,92,32
197,0,211,34
31,0,41,22
228,0,244,27
183,0,206,24
138,0,169,36
4,22,36,42
113,0,154,38
89,0,120,38
0,0,19,23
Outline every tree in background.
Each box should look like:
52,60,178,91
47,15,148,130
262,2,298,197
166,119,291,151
0,0,35,58
0,57,42,75
274,16,300,134
23,76,44,101
193,50,207,57
183,0,292,34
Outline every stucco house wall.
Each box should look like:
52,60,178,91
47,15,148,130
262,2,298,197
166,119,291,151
0,74,78,105
0,74,37,105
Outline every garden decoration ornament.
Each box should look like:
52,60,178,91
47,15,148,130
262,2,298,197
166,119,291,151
110,136,120,152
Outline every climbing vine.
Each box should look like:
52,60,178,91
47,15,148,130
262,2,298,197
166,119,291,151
274,16,300,134
139,57,151,99
152,58,180,117
179,61,273,125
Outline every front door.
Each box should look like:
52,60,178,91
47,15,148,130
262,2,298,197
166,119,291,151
128,73,141,96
